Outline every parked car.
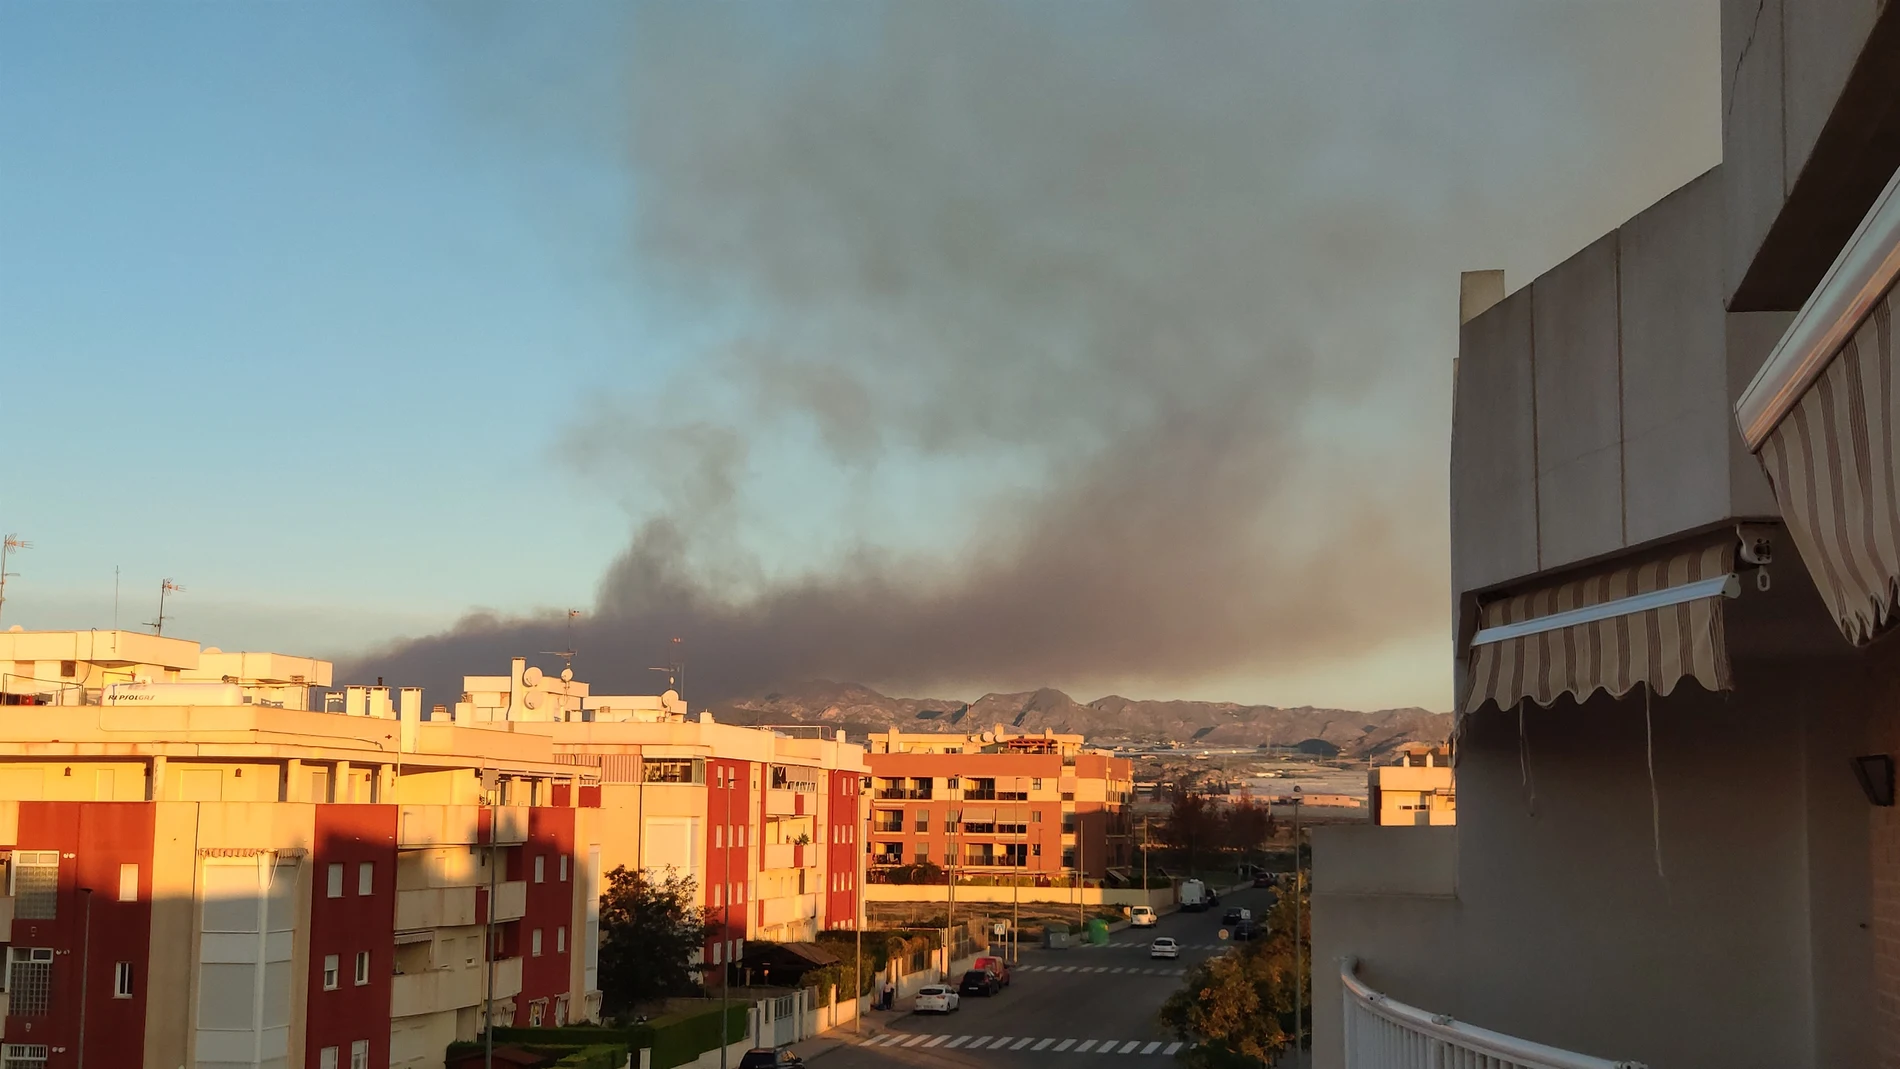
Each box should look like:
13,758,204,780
739,1049,803,1069
914,985,960,1014
1221,907,1251,925
1130,905,1158,927
1231,920,1259,942
1252,872,1277,888
1207,891,1221,907
959,969,1000,997
972,955,1012,987
1150,937,1180,959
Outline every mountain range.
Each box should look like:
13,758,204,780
708,680,1452,760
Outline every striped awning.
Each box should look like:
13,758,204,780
1737,165,1900,645
1464,542,1738,714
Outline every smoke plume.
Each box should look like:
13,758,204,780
352,2,1719,706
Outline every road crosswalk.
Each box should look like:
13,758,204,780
1100,941,1229,950
1010,964,1186,976
859,1033,1185,1056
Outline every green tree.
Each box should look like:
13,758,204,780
1163,789,1219,872
1159,880,1309,1067
598,866,709,1015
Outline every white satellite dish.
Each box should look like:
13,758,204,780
522,691,541,710
522,666,544,687
982,731,995,743
561,667,574,683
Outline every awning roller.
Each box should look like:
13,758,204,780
1464,541,1736,714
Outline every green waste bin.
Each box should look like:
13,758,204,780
1087,918,1110,945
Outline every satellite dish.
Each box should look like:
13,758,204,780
982,732,995,743
561,667,574,683
522,666,544,687
662,689,680,704
522,692,541,710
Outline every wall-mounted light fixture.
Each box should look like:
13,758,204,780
1854,754,1895,807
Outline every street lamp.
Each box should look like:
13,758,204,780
1292,784,1304,1069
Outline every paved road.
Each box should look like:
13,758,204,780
817,886,1278,1069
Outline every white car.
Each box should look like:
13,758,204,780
1130,906,1158,927
1150,937,1179,960
914,985,961,1014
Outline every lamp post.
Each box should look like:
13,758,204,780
721,771,733,1069
855,775,867,1034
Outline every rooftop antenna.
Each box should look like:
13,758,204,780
0,534,30,626
145,578,183,637
539,609,583,683
647,635,686,696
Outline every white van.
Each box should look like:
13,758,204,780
1131,906,1158,927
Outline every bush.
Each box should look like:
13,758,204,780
634,1002,752,1069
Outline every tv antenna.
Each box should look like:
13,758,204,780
648,635,686,695
0,534,31,626
146,578,183,636
539,610,583,683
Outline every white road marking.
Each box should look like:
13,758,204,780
987,1037,1016,1049
902,1034,929,1047
1010,1038,1036,1050
1118,1041,1142,1054
1140,1042,1162,1054
1098,1039,1117,1051
969,1036,993,1049
1164,1043,1183,1055
924,1035,950,1048
945,1036,972,1049
873,1034,905,1047
1033,1039,1056,1050
1055,1039,1078,1051
1109,967,1125,974
1074,1041,1097,1053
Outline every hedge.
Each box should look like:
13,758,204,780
446,1041,627,1069
470,1000,747,1069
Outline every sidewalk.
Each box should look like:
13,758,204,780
790,1003,910,1060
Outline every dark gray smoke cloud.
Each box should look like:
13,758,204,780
353,2,1718,706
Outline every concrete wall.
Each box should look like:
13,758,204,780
1451,169,1778,608
1321,634,1875,1069
1722,0,1900,310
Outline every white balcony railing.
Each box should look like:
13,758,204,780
1341,959,1647,1069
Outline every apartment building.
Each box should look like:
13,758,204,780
1317,5,1900,1067
863,728,1133,881
452,658,868,966
0,633,869,1069
1366,744,1454,827
0,631,602,1069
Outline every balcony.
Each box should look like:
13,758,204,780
1341,959,1642,1069
0,894,13,943
875,788,931,800
490,956,523,1001
398,805,528,848
391,966,483,1019
760,893,820,927
396,886,477,930
766,789,803,816
762,843,796,871
480,880,527,924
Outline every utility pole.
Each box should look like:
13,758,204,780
944,796,960,981
855,775,866,1034
1293,785,1304,1069
721,772,733,1069
1075,824,1085,932
484,773,497,1069
0,534,30,625
1011,801,1021,964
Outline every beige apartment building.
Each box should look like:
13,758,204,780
1315,4,1900,1068
1367,745,1454,827
0,632,867,1069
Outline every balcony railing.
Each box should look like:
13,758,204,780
875,789,931,800
1340,958,1647,1069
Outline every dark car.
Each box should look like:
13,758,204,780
1208,891,1221,907
739,1049,803,1069
1222,907,1245,925
1252,873,1276,888
1232,920,1259,941
959,969,1000,997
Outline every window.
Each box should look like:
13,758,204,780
913,849,929,865
118,863,138,903
532,928,543,957
560,855,569,882
326,863,344,898
7,948,53,1016
319,1047,338,1069
914,810,929,832
351,1040,369,1069
534,855,546,883
357,861,374,896
738,881,746,901
58,660,76,678
1032,811,1043,823
5,1045,50,1069
713,942,723,965
642,758,705,784
1032,778,1043,790
715,825,724,848
11,852,57,920
113,961,133,998
557,926,567,953
354,951,370,985
947,777,960,789
1062,792,1075,802
739,825,747,848
322,954,339,990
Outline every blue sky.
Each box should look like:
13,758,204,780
0,3,1723,710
